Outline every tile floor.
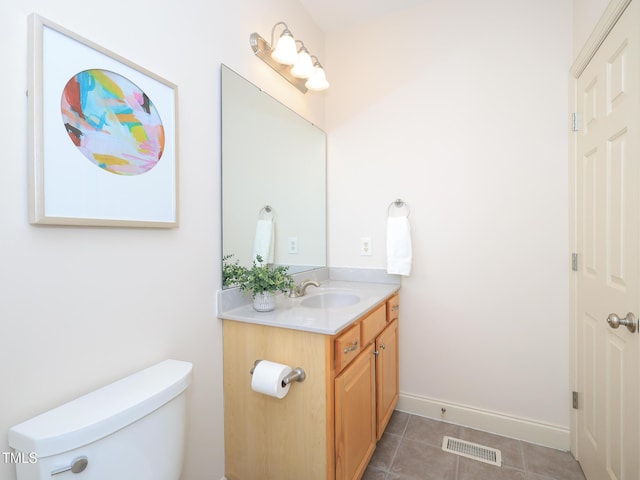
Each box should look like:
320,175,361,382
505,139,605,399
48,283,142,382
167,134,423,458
363,412,587,480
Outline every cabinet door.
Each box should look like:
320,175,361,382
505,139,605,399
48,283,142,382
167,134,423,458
335,343,376,480
376,319,399,440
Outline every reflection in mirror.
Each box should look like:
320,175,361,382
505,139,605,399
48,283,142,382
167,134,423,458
221,65,327,288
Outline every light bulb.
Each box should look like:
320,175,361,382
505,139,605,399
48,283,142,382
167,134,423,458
271,31,297,65
291,48,313,78
305,64,330,91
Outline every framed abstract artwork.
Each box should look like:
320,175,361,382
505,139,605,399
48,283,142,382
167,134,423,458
27,14,179,227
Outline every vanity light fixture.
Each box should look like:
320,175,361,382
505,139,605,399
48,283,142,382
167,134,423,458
250,21,329,93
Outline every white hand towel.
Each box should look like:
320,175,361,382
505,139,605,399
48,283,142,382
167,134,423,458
253,219,275,264
386,216,412,276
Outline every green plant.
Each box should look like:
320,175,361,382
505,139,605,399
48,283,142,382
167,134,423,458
223,254,294,297
222,254,245,288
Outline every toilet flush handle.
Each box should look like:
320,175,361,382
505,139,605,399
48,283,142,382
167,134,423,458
51,456,88,476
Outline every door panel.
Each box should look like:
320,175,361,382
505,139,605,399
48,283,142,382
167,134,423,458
376,319,399,440
575,1,640,479
335,344,376,480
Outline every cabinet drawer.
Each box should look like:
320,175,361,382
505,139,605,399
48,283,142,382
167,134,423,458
386,294,400,323
335,323,361,372
361,303,387,347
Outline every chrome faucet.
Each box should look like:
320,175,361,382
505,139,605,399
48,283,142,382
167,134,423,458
288,280,320,298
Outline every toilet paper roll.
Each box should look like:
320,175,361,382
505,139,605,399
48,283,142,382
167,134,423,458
250,360,292,399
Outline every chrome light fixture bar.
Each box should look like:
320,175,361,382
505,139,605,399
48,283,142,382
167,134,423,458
250,21,329,94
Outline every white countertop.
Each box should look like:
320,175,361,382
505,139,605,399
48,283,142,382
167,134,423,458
218,280,400,335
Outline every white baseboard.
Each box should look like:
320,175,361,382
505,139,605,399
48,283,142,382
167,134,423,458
397,392,570,451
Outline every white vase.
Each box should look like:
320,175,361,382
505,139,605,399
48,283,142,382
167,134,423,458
253,292,276,312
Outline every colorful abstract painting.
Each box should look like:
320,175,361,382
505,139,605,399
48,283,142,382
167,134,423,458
60,69,165,176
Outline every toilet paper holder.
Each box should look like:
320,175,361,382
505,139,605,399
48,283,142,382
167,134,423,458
250,360,306,386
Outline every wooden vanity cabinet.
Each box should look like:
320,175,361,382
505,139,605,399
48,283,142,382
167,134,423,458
377,293,400,438
335,343,376,480
375,318,399,440
334,294,400,480
222,292,399,480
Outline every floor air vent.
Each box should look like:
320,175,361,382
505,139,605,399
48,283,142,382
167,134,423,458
441,436,502,467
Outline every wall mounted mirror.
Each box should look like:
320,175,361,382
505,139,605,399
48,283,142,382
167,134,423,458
221,65,327,287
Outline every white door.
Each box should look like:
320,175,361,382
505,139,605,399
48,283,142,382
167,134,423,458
575,1,640,479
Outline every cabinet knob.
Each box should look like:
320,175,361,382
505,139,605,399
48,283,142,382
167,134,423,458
374,343,386,356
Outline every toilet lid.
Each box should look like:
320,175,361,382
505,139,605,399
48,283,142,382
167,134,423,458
8,359,192,457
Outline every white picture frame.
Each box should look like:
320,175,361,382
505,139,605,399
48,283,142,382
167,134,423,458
28,14,179,227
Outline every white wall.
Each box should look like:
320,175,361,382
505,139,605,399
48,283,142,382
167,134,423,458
325,0,574,439
0,1,323,479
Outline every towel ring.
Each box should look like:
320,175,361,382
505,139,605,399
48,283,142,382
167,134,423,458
388,199,410,217
259,205,275,220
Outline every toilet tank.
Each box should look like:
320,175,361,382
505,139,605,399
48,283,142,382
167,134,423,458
8,359,192,480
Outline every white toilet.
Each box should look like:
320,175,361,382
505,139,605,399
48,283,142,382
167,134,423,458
8,359,192,480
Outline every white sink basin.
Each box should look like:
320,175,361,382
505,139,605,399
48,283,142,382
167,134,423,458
300,292,360,309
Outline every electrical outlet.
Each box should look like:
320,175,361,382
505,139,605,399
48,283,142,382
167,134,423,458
288,237,298,254
360,237,372,256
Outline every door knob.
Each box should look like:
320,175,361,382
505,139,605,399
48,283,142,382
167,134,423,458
606,312,638,333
